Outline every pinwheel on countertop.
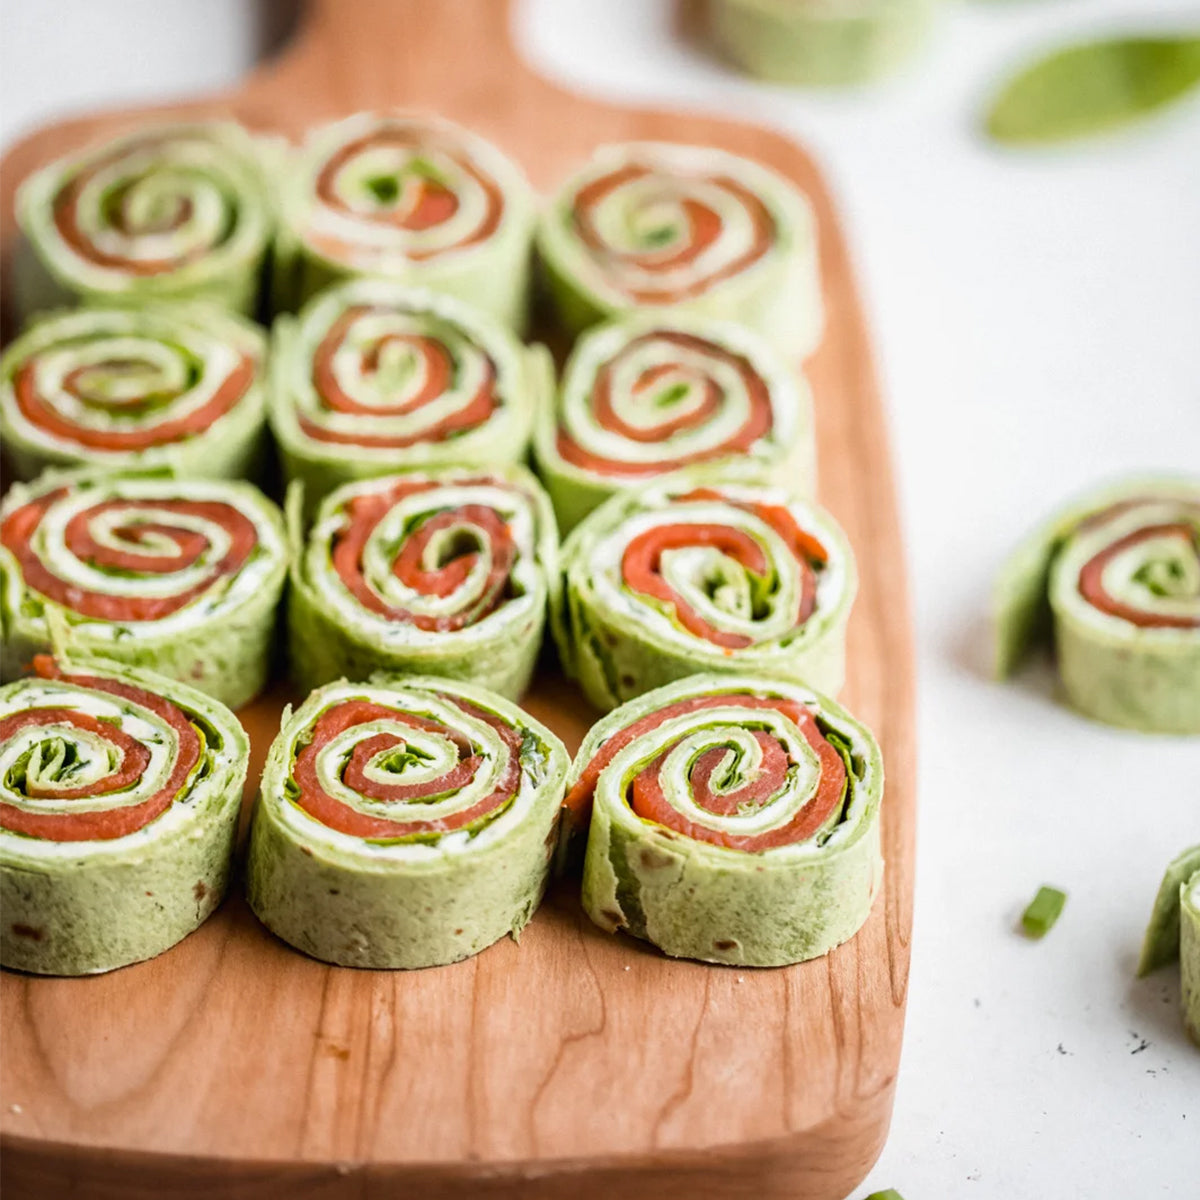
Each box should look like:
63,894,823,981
994,476,1200,733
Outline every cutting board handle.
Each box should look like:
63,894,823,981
244,0,532,118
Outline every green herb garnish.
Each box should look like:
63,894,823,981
1021,885,1067,938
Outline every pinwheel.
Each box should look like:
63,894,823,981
707,0,942,87
564,673,883,966
0,655,247,975
246,675,569,968
15,122,274,318
275,111,535,328
0,469,287,710
994,476,1200,733
0,303,267,482
1138,845,1200,1045
287,466,558,698
1187,876,1200,1044
538,141,823,353
269,278,545,506
534,310,815,532
556,469,856,711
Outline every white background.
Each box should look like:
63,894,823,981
3,1,1199,1196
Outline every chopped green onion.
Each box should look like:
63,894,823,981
865,1190,907,1200
1021,886,1067,938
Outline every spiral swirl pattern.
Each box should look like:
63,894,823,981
286,688,526,842
570,158,772,304
1,658,202,842
995,477,1200,733
271,280,539,500
16,123,271,313
1068,499,1199,630
303,303,498,448
557,472,855,710
308,470,547,633
323,479,516,630
299,114,512,265
0,655,246,974
537,312,813,530
572,674,883,966
0,305,265,479
0,472,286,709
279,112,534,324
539,142,823,352
247,678,569,968
570,693,846,853
3,479,274,630
290,468,556,697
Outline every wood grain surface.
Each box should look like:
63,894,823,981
0,2,916,1197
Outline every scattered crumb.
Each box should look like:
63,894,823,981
973,997,981,1008
1055,1043,1072,1056
737,976,745,984
623,965,630,971
9,1103,22,1114
1128,1029,1151,1056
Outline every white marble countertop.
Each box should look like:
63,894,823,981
3,1,1198,1196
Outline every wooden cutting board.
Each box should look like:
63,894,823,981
0,2,916,1197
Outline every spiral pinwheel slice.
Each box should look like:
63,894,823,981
1137,845,1200,1045
564,673,882,966
246,676,569,968
287,465,558,699
538,141,823,353
0,469,287,710
0,304,267,483
1184,873,1200,1045
275,111,535,328
15,122,274,318
269,278,546,506
1138,845,1200,976
555,469,855,711
534,311,816,532
0,654,247,975
707,0,943,87
994,476,1200,733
